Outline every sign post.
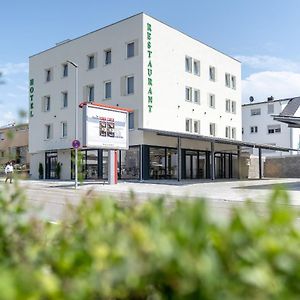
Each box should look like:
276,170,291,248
72,139,80,188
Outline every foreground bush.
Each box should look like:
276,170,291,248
0,184,300,299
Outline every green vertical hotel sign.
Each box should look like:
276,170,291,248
29,79,34,117
147,23,153,112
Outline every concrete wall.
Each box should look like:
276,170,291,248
264,155,300,177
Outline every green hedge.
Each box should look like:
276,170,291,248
0,184,300,299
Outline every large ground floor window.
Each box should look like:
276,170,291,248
182,150,209,179
71,147,140,180
119,146,140,179
149,147,178,180
67,145,238,181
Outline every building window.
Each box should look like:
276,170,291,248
209,66,216,81
62,64,68,77
45,69,52,82
45,124,52,140
43,96,51,112
127,76,134,95
225,73,231,87
231,75,236,89
209,123,216,136
232,101,236,114
225,126,230,138
185,56,192,73
185,87,192,102
185,118,192,132
194,89,200,104
193,59,200,76
0,132,3,140
193,120,200,134
104,81,112,99
104,49,112,65
87,85,94,102
232,127,236,139
225,99,231,112
61,122,67,138
62,92,68,108
251,108,261,116
268,125,281,134
250,126,258,133
88,54,95,69
127,42,135,58
129,112,134,129
209,94,215,108
268,103,274,114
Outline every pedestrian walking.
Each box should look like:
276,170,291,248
5,161,14,183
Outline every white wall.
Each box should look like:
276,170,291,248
29,14,144,154
142,15,241,140
242,100,299,156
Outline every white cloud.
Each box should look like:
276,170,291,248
242,71,300,103
235,55,300,72
17,85,28,92
0,111,17,127
0,62,28,76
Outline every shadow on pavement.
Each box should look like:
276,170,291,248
235,181,300,191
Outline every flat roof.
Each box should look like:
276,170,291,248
30,12,240,63
139,128,297,152
242,97,292,107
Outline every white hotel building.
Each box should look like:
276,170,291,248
29,12,265,181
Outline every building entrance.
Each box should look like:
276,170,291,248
183,150,208,179
185,151,198,179
45,152,58,179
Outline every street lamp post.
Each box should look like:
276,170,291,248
67,60,79,189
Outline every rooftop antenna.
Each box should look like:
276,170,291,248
249,96,254,103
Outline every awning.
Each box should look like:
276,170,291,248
139,127,297,152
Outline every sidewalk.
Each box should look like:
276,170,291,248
14,177,300,204
2,177,300,222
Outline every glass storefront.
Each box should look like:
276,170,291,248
119,147,140,179
149,147,178,180
71,147,140,180
215,152,236,179
68,145,238,181
86,150,98,179
183,150,209,179
166,148,177,179
72,149,101,180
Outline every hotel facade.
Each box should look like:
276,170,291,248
29,13,244,180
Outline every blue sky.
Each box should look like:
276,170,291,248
1,0,300,125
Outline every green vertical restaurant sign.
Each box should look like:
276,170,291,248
146,23,153,112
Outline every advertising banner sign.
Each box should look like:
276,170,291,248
83,104,129,150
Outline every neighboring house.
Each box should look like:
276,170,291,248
29,13,250,181
242,97,300,156
0,123,30,173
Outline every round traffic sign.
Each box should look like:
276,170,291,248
72,139,80,149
